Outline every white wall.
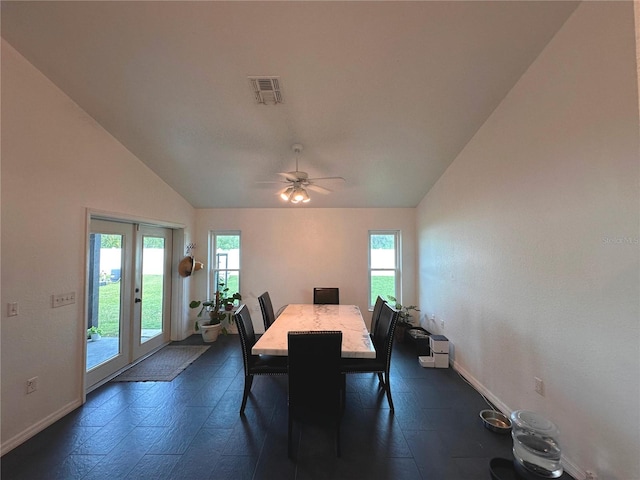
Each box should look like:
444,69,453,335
416,3,639,479
194,208,416,333
1,41,196,453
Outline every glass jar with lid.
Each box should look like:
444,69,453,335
510,410,563,478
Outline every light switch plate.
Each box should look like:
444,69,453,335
52,292,75,308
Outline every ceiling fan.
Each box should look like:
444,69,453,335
268,144,345,204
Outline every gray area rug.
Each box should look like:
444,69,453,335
112,345,210,382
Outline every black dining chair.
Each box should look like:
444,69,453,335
234,304,288,414
341,302,400,412
370,295,385,339
258,291,277,331
313,287,339,305
287,330,343,459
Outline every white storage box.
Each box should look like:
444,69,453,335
418,353,449,368
434,352,449,368
418,355,435,368
429,335,449,354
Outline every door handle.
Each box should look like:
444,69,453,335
135,298,141,303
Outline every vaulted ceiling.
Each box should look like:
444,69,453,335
1,1,579,208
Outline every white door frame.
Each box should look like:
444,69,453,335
83,209,186,396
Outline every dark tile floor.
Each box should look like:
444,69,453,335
2,335,528,479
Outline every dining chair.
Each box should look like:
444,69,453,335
257,291,276,331
313,287,339,305
341,302,400,412
370,295,385,339
287,330,343,459
234,304,288,414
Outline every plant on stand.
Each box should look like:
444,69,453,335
387,295,420,342
87,326,103,341
190,281,242,342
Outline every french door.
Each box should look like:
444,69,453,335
86,219,172,390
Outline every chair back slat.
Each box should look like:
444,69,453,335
288,331,342,411
258,291,276,331
234,305,256,371
370,295,385,337
373,302,399,364
313,287,339,305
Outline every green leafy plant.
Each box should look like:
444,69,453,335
190,281,241,333
87,326,103,337
387,295,420,327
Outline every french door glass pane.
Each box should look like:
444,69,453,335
140,236,164,343
87,233,122,371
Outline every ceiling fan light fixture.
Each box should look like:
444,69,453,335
284,185,310,204
270,143,343,205
280,186,294,201
292,187,305,203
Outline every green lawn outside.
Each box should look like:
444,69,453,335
371,275,395,304
97,275,163,336
97,274,393,336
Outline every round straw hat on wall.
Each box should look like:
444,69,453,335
178,256,204,277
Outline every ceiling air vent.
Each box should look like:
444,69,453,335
248,76,283,105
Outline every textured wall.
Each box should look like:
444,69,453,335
1,41,196,452
194,208,416,333
417,3,639,478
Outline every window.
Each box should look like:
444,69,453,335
210,231,241,297
369,231,400,308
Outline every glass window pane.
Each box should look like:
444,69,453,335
87,233,122,371
215,235,240,269
212,232,241,303
371,271,396,302
370,234,396,268
140,236,164,343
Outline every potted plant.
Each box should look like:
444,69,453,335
87,326,103,341
220,285,242,311
190,281,242,342
387,296,420,342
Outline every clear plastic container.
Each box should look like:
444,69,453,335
510,410,563,478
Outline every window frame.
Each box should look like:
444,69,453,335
368,230,401,309
209,230,241,299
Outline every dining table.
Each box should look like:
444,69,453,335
252,304,376,359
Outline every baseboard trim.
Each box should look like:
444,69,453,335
451,360,585,480
1,399,82,456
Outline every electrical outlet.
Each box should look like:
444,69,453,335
534,377,544,396
440,319,445,330
7,302,18,317
26,376,38,394
52,292,76,308
585,471,597,480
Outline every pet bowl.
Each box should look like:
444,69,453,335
480,409,512,434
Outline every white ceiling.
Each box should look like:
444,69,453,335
1,1,579,208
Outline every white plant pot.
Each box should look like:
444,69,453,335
91,333,101,341
199,323,222,343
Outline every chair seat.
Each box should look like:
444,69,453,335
249,354,288,372
340,357,385,373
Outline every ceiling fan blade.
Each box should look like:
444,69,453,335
256,180,286,184
277,172,300,182
306,176,345,182
307,184,332,194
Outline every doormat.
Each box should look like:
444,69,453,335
112,345,210,382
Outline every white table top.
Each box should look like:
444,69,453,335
252,304,376,359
